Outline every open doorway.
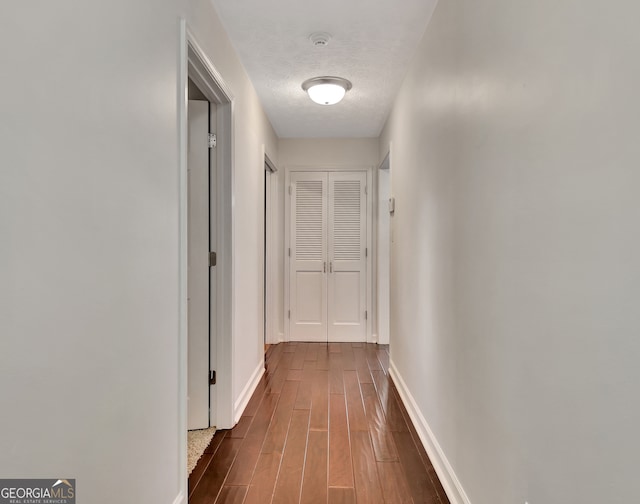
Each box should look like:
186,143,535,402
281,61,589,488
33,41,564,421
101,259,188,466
263,154,277,353
185,78,217,477
377,153,391,345
186,78,215,432
178,24,235,496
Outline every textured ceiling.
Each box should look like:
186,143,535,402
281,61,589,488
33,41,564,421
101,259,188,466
211,0,437,138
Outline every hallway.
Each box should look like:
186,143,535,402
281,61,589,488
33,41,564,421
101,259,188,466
189,343,449,503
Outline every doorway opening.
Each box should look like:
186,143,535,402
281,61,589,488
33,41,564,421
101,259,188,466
185,78,218,479
263,154,277,352
377,153,391,345
178,22,235,498
186,78,215,432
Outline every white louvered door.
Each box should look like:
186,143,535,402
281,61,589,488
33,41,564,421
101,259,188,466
327,172,367,342
290,172,328,341
289,171,367,342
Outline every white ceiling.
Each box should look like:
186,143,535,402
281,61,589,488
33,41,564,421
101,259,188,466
211,0,437,138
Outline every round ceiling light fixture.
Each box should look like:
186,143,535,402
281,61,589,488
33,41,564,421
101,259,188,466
302,76,352,105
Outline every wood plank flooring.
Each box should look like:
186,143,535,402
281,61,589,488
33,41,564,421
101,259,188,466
189,342,449,504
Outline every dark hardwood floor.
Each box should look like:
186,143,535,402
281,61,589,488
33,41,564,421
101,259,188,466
189,342,449,504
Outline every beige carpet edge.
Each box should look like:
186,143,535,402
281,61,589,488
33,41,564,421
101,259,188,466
187,427,216,475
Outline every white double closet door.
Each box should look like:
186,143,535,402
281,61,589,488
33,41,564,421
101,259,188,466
289,170,367,342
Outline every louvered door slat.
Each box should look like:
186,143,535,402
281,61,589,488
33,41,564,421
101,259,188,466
295,179,323,260
333,180,362,261
289,172,328,342
327,172,367,342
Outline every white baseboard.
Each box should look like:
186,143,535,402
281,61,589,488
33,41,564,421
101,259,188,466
278,332,284,343
389,360,471,504
233,360,265,423
172,492,186,504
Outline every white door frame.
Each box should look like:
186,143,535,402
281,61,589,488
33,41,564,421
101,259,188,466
263,153,278,345
284,165,373,343
375,152,391,345
178,19,235,500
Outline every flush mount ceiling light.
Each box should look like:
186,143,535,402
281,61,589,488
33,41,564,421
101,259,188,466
302,77,352,106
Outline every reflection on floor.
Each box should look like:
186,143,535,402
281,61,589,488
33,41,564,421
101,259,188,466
189,342,450,504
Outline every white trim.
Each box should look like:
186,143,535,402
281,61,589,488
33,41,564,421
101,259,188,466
262,148,279,345
186,29,234,102
365,167,373,343
389,360,472,504
172,492,186,504
373,148,392,346
283,168,290,341
177,18,189,502
265,153,277,173
234,360,265,423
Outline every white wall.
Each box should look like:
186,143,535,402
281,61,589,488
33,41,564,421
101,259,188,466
0,1,277,502
279,138,380,167
0,1,186,502
381,1,640,503
278,138,379,341
187,0,278,423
